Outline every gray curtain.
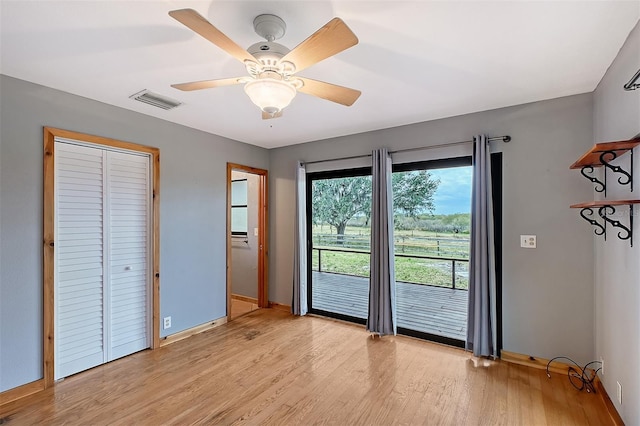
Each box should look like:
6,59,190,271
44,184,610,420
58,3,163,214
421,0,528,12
292,161,308,315
467,135,497,357
367,148,396,335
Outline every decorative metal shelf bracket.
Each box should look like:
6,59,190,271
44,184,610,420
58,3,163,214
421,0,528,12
599,150,634,193
579,208,606,240
580,166,606,195
579,204,634,247
599,205,633,247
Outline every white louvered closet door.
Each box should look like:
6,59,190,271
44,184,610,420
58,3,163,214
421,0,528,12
55,141,151,380
55,143,106,379
107,151,151,360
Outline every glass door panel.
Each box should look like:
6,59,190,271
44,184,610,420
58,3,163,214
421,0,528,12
393,161,472,345
308,170,371,322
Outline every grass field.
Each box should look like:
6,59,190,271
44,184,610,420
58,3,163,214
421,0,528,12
311,224,470,289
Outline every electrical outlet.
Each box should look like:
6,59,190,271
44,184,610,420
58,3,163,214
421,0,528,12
617,381,622,405
520,235,537,248
600,357,604,376
163,316,172,330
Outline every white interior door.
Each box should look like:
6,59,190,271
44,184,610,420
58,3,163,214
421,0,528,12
107,151,151,360
55,143,106,379
54,140,151,380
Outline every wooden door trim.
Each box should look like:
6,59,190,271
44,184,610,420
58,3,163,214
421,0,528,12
226,163,269,320
43,127,160,389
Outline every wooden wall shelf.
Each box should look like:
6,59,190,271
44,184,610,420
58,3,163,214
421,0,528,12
570,200,640,209
570,202,637,247
571,139,639,196
571,140,639,247
570,140,640,169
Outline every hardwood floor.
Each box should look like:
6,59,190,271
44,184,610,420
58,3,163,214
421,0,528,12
231,298,260,318
1,309,611,425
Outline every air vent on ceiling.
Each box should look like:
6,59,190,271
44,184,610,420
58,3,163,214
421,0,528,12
129,90,182,110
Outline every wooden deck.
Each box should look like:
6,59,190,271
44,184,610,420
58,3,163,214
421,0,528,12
311,271,467,340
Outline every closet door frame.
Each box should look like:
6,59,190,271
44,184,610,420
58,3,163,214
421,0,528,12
43,127,160,388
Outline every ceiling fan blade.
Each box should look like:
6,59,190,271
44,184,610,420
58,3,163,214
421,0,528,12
297,77,361,106
169,9,257,64
171,77,244,91
262,111,283,120
280,18,358,73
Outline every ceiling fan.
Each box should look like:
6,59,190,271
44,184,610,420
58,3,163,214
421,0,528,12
169,9,361,119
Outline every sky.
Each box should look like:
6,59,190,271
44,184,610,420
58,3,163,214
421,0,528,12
429,166,472,215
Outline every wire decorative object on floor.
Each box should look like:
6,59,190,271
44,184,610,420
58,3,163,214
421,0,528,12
546,357,602,393
623,68,640,91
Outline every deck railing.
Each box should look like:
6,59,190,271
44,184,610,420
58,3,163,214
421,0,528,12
312,246,469,290
314,233,470,258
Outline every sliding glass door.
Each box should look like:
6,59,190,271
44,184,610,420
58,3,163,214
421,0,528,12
307,168,371,323
393,158,472,346
304,154,502,349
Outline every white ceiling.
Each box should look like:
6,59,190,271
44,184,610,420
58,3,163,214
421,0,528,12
1,1,638,149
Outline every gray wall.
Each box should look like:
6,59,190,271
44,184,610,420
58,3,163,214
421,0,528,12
593,21,640,425
231,170,259,299
0,75,268,392
269,93,596,364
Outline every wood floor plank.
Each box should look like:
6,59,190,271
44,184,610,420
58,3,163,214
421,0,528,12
409,345,462,424
259,335,382,425
312,271,468,340
343,338,416,425
527,366,548,426
374,341,428,424
215,320,361,424
1,309,612,425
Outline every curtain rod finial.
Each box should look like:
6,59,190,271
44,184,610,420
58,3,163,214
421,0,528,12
503,136,511,143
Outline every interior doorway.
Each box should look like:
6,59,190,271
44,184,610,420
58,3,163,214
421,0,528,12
226,163,268,320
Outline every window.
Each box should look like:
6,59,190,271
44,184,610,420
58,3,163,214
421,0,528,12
231,179,248,236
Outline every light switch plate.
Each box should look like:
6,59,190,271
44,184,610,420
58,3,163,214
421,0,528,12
254,228,259,236
520,235,537,248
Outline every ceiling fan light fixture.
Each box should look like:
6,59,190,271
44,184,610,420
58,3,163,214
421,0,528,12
169,9,360,119
244,78,296,115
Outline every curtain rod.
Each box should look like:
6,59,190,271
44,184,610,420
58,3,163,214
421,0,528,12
302,135,511,166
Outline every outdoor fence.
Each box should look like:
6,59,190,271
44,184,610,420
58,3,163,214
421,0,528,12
311,245,470,290
313,233,470,259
